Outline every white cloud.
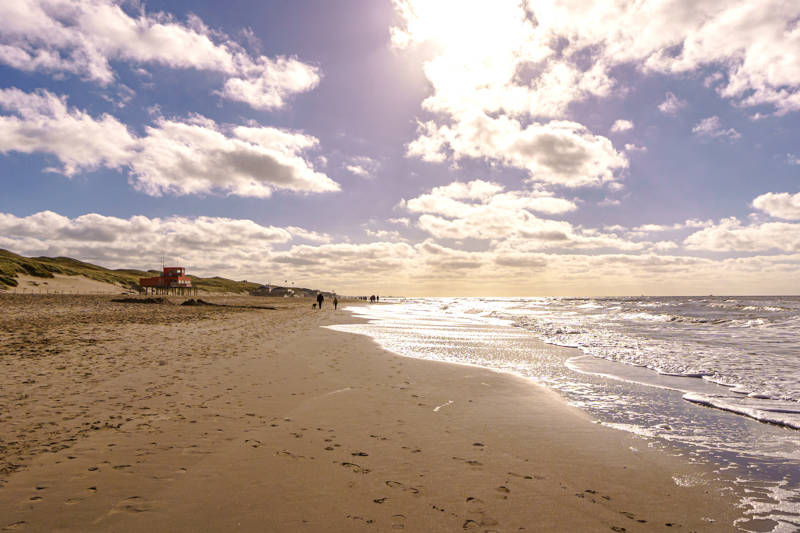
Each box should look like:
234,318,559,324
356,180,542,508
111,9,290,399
624,143,646,152
658,92,687,114
0,0,319,109
692,116,741,141
0,88,339,197
270,241,417,276
752,192,800,220
0,210,294,275
218,56,320,110
684,217,800,252
345,155,380,179
133,117,338,197
365,229,405,241
403,179,677,251
405,179,575,219
631,219,712,233
0,87,136,175
610,119,633,132
787,154,800,165
408,114,628,188
3,209,800,296
393,0,800,156
388,217,411,227
284,226,332,243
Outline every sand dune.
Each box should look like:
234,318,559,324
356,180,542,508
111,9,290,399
0,295,742,531
5,274,130,295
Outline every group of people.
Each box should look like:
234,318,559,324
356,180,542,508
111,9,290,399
355,295,380,302
315,292,338,310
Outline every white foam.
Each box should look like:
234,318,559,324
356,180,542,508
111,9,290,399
682,393,800,430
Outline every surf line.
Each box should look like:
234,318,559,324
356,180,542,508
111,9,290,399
433,400,454,412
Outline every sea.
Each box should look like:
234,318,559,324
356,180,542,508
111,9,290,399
328,296,800,533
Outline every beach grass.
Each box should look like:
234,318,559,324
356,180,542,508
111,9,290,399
0,249,261,293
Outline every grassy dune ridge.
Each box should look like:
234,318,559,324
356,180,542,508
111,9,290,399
0,249,262,293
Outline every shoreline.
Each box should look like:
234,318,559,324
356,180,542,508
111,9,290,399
1,295,743,531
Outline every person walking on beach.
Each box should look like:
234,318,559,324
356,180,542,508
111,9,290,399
316,292,324,310
333,296,338,310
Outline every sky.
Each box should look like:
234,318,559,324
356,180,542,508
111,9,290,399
1,0,800,296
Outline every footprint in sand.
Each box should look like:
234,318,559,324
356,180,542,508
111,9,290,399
116,496,150,513
3,521,26,530
508,471,538,480
340,462,371,474
452,456,483,468
619,510,646,523
385,480,421,496
276,450,309,460
346,515,373,525
466,496,484,507
391,514,405,529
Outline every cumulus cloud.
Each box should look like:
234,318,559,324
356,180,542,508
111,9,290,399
752,192,800,220
0,0,319,109
610,119,633,132
132,117,338,197
285,226,332,243
684,217,800,252
393,0,800,187
218,56,320,110
692,116,741,141
365,229,405,241
0,210,294,274
3,209,800,295
658,92,687,114
0,88,339,197
408,115,628,188
0,87,136,175
345,155,380,179
630,219,713,233
624,143,646,152
270,241,417,275
402,179,679,251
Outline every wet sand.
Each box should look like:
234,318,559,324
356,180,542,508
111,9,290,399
0,294,742,531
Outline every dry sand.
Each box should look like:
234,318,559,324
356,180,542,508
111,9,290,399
0,294,743,531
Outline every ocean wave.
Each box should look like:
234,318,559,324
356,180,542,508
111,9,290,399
683,393,800,430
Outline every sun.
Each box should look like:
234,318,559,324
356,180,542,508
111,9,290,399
393,0,529,57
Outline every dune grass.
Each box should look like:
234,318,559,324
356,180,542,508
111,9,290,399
0,249,260,293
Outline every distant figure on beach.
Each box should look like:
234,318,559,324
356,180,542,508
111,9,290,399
376,295,380,302
369,294,375,303
317,292,324,310
333,296,338,310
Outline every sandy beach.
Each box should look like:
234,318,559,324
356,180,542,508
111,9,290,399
0,294,743,532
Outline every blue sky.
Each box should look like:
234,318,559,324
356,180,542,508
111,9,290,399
1,0,799,296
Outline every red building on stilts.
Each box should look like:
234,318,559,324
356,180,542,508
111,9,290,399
139,267,197,295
